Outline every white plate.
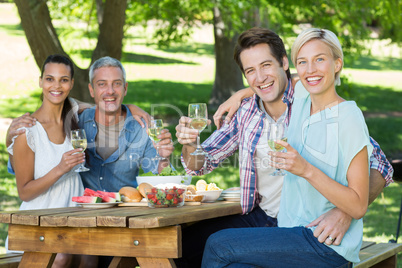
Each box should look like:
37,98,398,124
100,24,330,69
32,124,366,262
223,197,241,202
221,193,240,197
137,175,192,186
221,193,241,197
76,202,121,208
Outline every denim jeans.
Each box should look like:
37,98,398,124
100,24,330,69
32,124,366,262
201,226,351,268
175,206,277,268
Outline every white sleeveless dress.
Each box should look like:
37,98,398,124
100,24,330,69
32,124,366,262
7,122,84,210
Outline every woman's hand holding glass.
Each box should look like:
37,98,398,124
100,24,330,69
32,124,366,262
269,139,311,178
57,148,86,174
268,122,287,175
70,129,90,172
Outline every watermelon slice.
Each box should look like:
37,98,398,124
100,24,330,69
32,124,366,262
83,188,101,197
100,196,117,203
97,190,121,202
83,188,117,203
72,196,102,203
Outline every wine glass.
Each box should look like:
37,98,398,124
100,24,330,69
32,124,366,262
267,122,287,176
148,119,165,160
188,103,208,156
71,129,90,172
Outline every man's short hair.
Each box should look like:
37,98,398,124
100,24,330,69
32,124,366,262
89,56,126,86
234,27,291,79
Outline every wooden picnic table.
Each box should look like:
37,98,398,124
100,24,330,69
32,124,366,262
0,201,242,267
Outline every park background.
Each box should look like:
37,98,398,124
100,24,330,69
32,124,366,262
0,0,401,264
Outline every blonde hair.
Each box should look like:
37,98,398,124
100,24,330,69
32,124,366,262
291,28,344,86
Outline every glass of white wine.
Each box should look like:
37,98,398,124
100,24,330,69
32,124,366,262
189,103,208,156
71,129,90,172
268,122,287,176
148,119,165,160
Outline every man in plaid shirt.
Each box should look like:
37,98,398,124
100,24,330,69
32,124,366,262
175,27,393,268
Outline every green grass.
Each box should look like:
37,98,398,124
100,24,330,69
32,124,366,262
0,3,401,264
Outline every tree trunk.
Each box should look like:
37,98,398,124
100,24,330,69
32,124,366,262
91,0,127,62
209,6,244,110
95,0,105,26
13,0,127,103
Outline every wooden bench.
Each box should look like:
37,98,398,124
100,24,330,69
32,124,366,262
355,241,402,267
0,242,400,267
0,253,22,268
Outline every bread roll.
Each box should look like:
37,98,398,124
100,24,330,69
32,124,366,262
138,182,153,198
119,186,142,202
186,185,197,195
185,194,204,202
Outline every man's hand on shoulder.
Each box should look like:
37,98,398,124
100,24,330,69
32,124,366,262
6,113,36,147
127,104,151,128
213,87,253,129
305,207,352,246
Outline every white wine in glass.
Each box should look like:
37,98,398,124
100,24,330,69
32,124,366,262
189,103,208,156
71,129,90,172
148,119,165,160
267,122,287,176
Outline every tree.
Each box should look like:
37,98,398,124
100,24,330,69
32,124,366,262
209,6,244,108
13,0,127,102
13,0,401,105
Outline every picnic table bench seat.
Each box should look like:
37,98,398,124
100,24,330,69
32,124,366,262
355,241,402,268
0,252,22,268
1,241,400,268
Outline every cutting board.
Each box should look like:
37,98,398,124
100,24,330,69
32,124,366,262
118,201,201,207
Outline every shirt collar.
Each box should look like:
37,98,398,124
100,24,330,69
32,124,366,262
282,78,294,106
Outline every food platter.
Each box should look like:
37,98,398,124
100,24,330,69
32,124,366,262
76,202,121,208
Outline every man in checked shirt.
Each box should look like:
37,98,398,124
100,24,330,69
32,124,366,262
175,27,394,268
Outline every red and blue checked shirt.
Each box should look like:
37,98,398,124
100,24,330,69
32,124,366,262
182,80,394,214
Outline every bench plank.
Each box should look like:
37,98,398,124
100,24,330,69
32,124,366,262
0,253,23,268
356,242,402,268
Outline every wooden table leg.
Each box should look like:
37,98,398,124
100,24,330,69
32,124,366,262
136,257,176,268
18,252,56,268
108,256,138,268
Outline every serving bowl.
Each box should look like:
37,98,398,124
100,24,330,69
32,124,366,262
137,175,191,186
145,183,186,208
196,189,223,202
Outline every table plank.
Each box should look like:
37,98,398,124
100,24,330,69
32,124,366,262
3,207,92,226
0,210,19,224
39,207,147,227
129,202,242,228
8,224,182,258
66,207,169,227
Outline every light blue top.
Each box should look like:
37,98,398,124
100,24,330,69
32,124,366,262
78,105,159,192
277,96,373,263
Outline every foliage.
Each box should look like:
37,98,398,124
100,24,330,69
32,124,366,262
269,0,401,55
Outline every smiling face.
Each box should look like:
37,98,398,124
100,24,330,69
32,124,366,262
295,39,342,97
39,62,73,105
240,43,289,107
88,66,128,116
